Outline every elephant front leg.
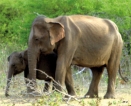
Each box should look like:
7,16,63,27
24,69,36,93
25,78,41,97
54,41,77,95
24,72,41,97
5,79,11,97
26,71,38,94
5,69,13,97
85,66,104,98
54,63,67,92
65,66,76,98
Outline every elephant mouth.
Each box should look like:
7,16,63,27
40,50,53,55
13,69,24,76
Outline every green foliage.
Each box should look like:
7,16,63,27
0,0,131,52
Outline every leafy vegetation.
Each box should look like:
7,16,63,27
0,0,131,51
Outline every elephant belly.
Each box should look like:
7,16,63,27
72,46,112,67
72,56,107,67
72,33,113,67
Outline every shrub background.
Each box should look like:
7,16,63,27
0,0,131,52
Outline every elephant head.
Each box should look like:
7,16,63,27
5,50,27,96
27,16,65,92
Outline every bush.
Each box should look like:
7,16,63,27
0,0,131,52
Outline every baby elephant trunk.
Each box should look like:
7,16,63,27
5,67,14,97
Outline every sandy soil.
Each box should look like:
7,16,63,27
0,84,131,106
0,70,131,106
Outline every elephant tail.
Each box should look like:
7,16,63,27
118,65,128,82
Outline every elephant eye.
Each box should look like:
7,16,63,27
35,38,40,43
35,38,38,41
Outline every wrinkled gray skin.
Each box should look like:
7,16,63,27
28,15,123,98
5,50,57,97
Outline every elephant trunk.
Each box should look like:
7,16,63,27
27,44,39,92
5,67,13,97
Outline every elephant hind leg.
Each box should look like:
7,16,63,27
84,66,104,98
104,46,122,99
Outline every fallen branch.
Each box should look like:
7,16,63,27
35,69,80,103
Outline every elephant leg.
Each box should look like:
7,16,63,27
104,45,122,99
24,77,40,97
84,66,104,98
24,68,37,93
43,80,52,92
104,59,120,98
65,66,76,97
43,82,50,92
5,79,11,97
54,67,66,92
54,57,68,92
54,41,77,92
104,65,118,98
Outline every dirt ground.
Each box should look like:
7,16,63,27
0,92,131,106
0,69,131,106
0,82,131,106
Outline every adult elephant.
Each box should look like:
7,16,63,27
28,15,123,99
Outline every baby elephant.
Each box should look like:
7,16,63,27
5,50,57,97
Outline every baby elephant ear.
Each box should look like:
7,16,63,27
20,50,27,60
7,56,10,61
20,50,28,64
7,51,17,61
48,22,65,45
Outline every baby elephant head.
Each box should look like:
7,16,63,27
7,50,27,76
5,50,27,97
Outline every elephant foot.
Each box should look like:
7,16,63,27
54,84,63,92
20,90,41,97
64,93,76,99
5,93,9,97
104,93,115,99
27,91,42,97
63,95,76,101
84,91,98,98
27,87,41,97
20,90,27,96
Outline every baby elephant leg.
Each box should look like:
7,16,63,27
43,80,53,92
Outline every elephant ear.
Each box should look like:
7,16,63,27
21,50,27,59
7,56,10,61
7,51,17,61
48,22,65,45
20,50,28,63
18,53,24,64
